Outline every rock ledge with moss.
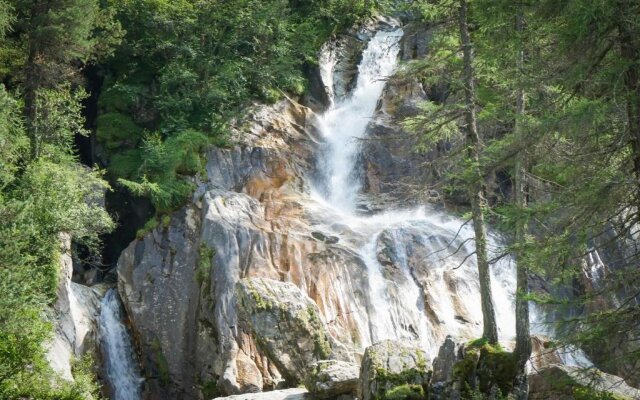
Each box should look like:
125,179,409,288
358,340,432,400
236,278,350,385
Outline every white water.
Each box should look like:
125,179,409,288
100,289,142,400
313,29,403,213
309,28,517,357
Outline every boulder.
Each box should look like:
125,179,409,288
358,340,431,400
449,340,517,398
430,336,464,399
304,360,359,399
213,388,309,400
236,278,342,384
529,365,640,400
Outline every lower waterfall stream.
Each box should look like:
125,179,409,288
99,289,142,400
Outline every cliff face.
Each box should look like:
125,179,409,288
114,20,499,399
111,19,637,400
47,233,105,383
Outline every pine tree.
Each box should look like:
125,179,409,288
458,0,499,344
512,1,532,374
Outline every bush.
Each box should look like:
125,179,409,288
384,384,425,399
118,129,209,212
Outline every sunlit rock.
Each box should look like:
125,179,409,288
304,360,359,399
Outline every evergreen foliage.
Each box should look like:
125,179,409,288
98,0,384,212
404,0,640,392
0,0,383,396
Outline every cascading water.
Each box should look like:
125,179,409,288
99,289,142,400
309,27,517,357
314,29,403,213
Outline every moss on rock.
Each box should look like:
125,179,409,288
384,384,425,399
359,340,431,400
451,338,517,397
236,278,341,384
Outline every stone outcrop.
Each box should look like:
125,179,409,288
46,233,105,381
117,204,204,397
304,360,359,399
116,98,373,398
358,340,431,400
529,365,640,400
236,278,348,384
429,336,464,399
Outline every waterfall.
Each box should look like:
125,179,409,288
99,289,142,400
313,29,403,213
308,28,518,358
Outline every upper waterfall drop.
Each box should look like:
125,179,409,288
313,29,403,214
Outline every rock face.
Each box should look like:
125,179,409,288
358,340,431,400
117,98,373,398
46,233,105,381
304,360,359,399
529,365,640,400
429,336,463,399
236,278,346,384
112,20,522,399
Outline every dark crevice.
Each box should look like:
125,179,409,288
72,64,153,282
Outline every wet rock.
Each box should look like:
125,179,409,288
304,360,359,399
312,231,328,241
325,236,339,244
431,336,463,386
213,388,309,400
236,278,342,384
311,231,339,244
358,340,431,400
528,365,640,400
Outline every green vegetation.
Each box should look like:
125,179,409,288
404,0,640,394
383,383,425,400
196,243,215,286
0,0,385,395
0,0,117,394
304,305,332,359
99,0,386,213
199,378,221,399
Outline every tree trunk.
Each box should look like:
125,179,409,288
458,0,499,344
617,2,640,206
24,0,47,160
514,2,532,375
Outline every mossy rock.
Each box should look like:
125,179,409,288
384,384,425,399
358,340,431,400
236,278,340,385
451,339,516,397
